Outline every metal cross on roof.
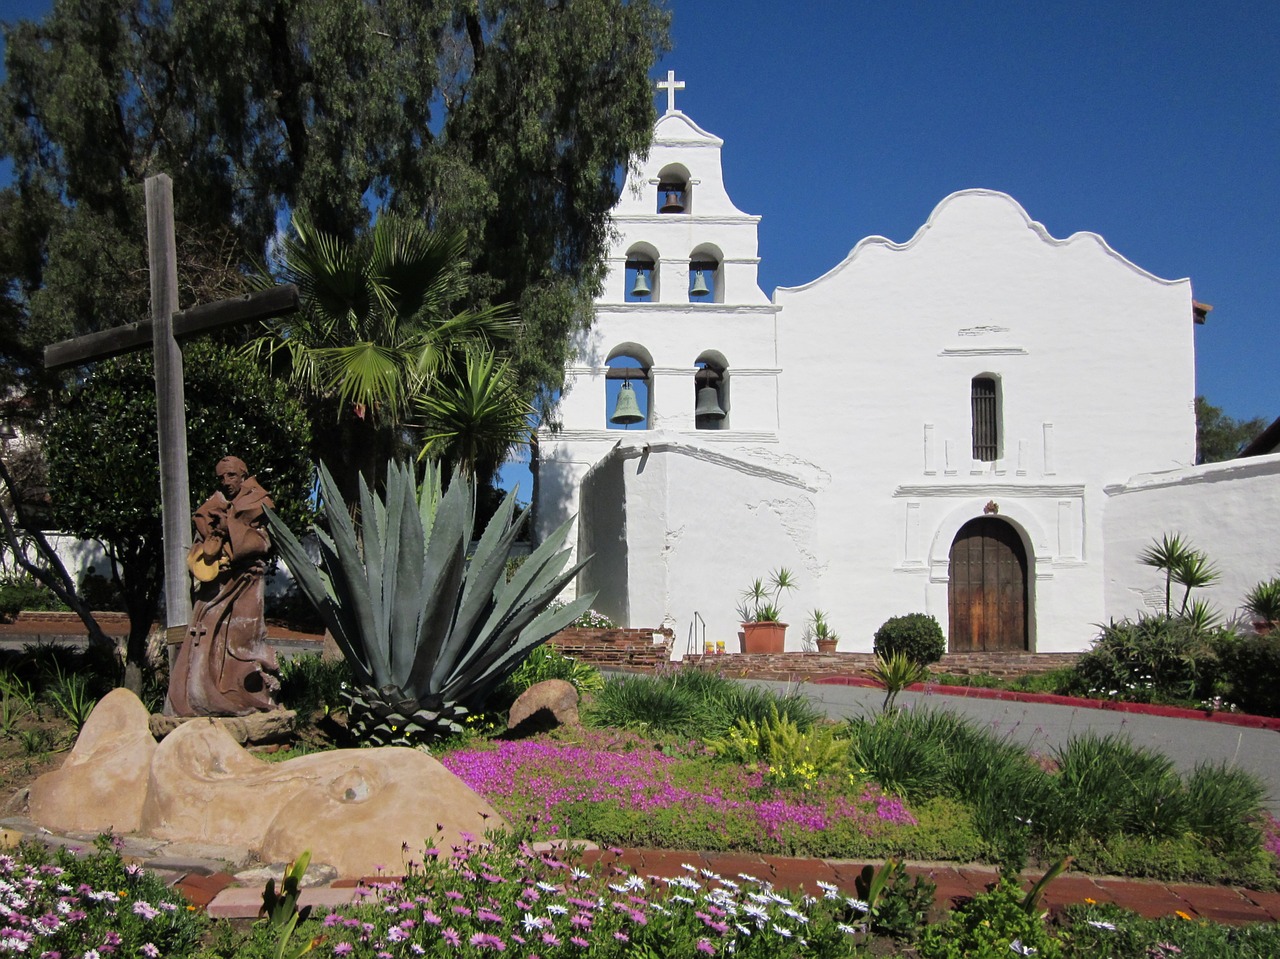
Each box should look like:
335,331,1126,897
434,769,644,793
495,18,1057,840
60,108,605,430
657,69,685,114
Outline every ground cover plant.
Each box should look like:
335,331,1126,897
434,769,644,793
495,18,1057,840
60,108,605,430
0,834,206,958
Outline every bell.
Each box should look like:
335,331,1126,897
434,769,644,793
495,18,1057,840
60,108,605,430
660,190,685,213
694,385,725,419
631,269,651,297
690,270,710,297
609,381,645,425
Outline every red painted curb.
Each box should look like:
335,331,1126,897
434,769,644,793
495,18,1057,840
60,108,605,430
813,676,1280,731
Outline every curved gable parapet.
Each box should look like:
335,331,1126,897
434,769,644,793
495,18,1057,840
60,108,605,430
653,112,724,147
776,188,1190,297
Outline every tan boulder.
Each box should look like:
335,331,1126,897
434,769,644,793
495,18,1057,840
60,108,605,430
140,720,504,876
508,679,580,733
28,687,156,833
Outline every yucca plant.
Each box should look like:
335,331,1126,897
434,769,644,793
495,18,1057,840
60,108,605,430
266,460,594,746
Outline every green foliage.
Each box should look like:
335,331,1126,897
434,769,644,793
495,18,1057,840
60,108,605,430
1195,395,1268,464
0,574,66,620
736,567,797,623
258,852,319,959
43,341,313,657
1243,576,1280,624
919,877,1063,959
497,643,604,701
2,0,671,442
1139,532,1220,617
1217,630,1280,716
267,460,593,745
854,858,936,941
705,705,847,789
46,670,97,733
870,651,928,711
1063,614,1235,704
1065,900,1280,959
276,654,352,717
873,612,946,665
584,668,821,739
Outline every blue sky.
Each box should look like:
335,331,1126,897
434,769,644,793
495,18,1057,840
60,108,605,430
4,0,1276,444
661,1,1278,424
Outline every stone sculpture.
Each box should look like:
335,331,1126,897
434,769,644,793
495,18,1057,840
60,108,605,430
167,455,280,716
30,689,506,877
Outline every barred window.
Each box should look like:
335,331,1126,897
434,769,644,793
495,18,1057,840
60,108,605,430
972,376,1000,461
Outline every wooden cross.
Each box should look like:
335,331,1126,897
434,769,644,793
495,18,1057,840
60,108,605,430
657,69,685,114
44,174,298,646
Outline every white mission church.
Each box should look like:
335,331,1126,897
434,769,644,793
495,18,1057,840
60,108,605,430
533,72,1280,657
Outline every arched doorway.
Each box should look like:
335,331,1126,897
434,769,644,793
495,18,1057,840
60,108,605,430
948,517,1028,652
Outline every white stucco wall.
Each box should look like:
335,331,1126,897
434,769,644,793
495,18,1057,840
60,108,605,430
1104,454,1280,623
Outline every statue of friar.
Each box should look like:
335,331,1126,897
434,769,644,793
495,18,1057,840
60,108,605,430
166,455,281,716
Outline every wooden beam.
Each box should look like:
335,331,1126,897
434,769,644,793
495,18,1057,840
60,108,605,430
146,175,192,640
43,284,299,370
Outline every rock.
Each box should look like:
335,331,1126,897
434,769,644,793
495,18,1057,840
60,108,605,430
149,709,296,745
28,688,156,833
235,861,339,889
507,679,580,734
140,720,506,877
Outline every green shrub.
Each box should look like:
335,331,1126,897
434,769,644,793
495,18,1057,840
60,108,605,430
496,642,604,702
277,653,352,716
0,574,67,621
873,612,945,665
1064,901,1280,959
76,566,126,612
1063,615,1235,704
584,668,820,738
919,877,1063,959
705,705,846,788
1217,630,1280,716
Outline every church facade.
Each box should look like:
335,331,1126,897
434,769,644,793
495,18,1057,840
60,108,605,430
535,74,1275,656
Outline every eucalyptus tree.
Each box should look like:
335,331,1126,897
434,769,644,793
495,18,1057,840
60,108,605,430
2,0,670,429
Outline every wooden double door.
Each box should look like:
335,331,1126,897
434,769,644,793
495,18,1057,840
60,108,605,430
948,517,1028,652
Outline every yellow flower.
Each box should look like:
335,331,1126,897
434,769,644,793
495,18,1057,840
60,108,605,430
1175,910,1193,920
1084,898,1096,905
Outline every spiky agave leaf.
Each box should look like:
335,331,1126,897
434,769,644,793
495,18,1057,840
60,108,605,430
267,458,595,745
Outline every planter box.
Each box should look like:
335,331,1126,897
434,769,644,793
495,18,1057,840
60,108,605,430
740,621,787,654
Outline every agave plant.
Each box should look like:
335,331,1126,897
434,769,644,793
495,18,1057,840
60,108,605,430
266,460,594,746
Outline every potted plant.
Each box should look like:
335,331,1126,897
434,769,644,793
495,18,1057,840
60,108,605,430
808,609,839,653
736,568,797,653
1243,577,1280,634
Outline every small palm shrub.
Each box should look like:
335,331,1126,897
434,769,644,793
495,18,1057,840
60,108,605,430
1217,631,1280,716
873,612,945,665
869,651,927,711
1244,576,1280,627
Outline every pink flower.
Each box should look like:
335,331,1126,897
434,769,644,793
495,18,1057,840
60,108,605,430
696,938,716,954
333,944,354,956
441,927,462,947
469,933,506,951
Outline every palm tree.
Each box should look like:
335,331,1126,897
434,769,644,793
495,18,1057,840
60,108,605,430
251,215,517,505
416,348,535,480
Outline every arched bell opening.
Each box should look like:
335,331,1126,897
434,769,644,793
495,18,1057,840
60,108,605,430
657,163,691,214
604,346,652,430
693,351,729,430
688,243,724,303
625,258,656,302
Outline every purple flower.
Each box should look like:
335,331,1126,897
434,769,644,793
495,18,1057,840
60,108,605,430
697,938,716,954
469,933,506,951
333,944,354,956
570,936,589,947
441,927,462,947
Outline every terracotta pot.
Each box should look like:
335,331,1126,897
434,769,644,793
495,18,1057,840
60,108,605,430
741,621,788,653
816,638,838,654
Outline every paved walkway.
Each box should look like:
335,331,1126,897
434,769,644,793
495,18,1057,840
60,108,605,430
749,679,1280,816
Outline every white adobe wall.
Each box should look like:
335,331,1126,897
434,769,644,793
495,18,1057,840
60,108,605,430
773,190,1196,652
1104,454,1280,622
575,435,816,654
